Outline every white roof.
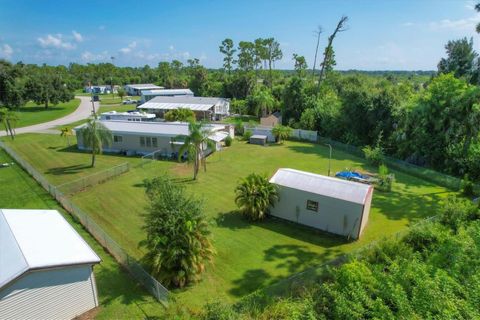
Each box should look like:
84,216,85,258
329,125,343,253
125,83,163,90
0,209,101,289
101,111,156,118
74,120,227,137
141,89,194,96
269,168,372,205
138,96,228,112
251,135,268,139
210,131,229,142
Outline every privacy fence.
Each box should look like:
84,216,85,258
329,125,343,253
0,141,169,305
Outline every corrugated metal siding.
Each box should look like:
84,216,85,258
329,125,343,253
0,265,98,320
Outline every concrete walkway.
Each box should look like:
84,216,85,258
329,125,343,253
0,96,98,137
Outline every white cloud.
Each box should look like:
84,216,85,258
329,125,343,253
429,14,480,31
169,45,174,51
0,44,13,59
182,51,190,60
37,34,75,50
98,25,105,31
119,41,137,54
81,50,108,62
465,0,476,10
402,22,414,27
72,30,83,42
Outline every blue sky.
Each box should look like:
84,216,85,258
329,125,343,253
1,0,479,70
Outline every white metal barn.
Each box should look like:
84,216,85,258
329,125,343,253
269,168,374,240
0,209,101,319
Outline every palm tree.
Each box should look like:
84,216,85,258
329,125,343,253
235,173,278,221
272,124,292,143
252,89,275,117
81,116,113,167
60,127,72,146
178,121,215,180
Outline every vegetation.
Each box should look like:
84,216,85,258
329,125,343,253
235,173,278,221
59,126,72,146
0,107,17,139
164,108,195,122
142,175,214,288
225,135,233,147
243,130,252,141
376,164,395,192
80,116,113,167
178,121,216,180
271,125,292,143
13,99,80,128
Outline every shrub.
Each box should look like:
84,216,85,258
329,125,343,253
244,130,253,141
235,173,278,221
362,145,384,166
225,135,233,147
376,164,395,192
461,174,475,197
271,124,292,143
439,196,480,232
232,118,244,135
141,175,214,288
200,301,238,320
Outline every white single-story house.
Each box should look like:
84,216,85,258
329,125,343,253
140,89,194,103
0,209,101,319
84,85,117,94
124,84,163,96
100,111,156,122
260,111,282,127
74,120,234,157
138,96,230,121
269,168,373,240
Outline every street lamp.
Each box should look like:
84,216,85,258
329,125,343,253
326,143,332,176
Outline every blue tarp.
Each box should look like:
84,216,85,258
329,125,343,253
335,171,368,180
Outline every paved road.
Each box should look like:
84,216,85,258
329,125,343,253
0,96,98,137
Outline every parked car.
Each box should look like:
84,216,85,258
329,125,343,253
122,99,138,105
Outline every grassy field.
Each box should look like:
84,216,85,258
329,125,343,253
2,133,455,311
12,99,80,128
0,149,167,319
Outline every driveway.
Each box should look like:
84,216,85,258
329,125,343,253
0,96,98,137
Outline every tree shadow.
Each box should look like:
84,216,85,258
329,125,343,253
214,210,252,231
45,164,90,175
229,269,271,296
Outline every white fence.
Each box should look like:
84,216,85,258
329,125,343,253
244,125,318,143
291,129,318,142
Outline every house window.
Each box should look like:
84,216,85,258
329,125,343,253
140,136,145,147
152,137,158,147
146,137,152,147
113,135,123,143
306,200,318,212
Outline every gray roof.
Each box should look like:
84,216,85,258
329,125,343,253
125,84,163,90
0,209,101,289
141,89,194,96
74,120,227,137
269,168,373,205
251,135,268,139
138,96,229,112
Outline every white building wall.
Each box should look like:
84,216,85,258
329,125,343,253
0,265,98,320
269,185,364,239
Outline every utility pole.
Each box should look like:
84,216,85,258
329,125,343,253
326,143,332,176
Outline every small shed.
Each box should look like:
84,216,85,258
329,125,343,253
269,168,373,239
260,111,282,127
0,209,101,319
250,134,268,146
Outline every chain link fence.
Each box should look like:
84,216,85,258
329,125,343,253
0,141,169,305
56,162,130,195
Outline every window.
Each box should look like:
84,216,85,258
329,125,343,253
140,136,145,147
152,137,158,147
146,137,152,147
106,116,111,120
306,200,318,212
113,135,123,143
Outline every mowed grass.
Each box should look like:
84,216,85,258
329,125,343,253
13,99,80,128
2,133,455,310
0,149,166,319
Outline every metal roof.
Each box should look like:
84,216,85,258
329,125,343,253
251,135,268,139
125,84,163,90
0,209,101,289
138,96,228,111
100,111,156,118
141,89,194,96
74,120,228,137
269,168,372,205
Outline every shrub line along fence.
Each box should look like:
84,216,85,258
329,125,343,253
0,141,169,305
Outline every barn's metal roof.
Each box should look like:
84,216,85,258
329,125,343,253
0,209,101,289
138,96,228,111
125,83,163,90
141,89,194,96
269,168,372,205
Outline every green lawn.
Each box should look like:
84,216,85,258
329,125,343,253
0,149,166,319
13,99,80,128
2,133,455,311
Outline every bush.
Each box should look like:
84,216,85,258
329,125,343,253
200,301,238,320
461,174,475,197
244,130,253,141
225,135,233,147
235,173,278,221
362,145,384,166
376,164,395,192
439,196,480,232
